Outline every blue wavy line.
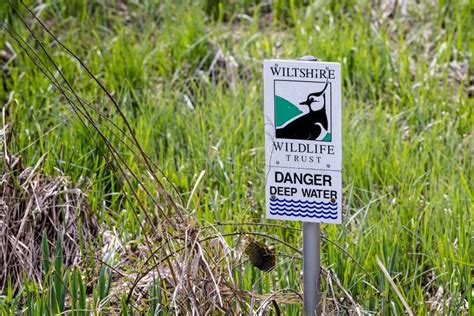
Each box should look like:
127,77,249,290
271,198,337,206
270,200,337,206
270,202,338,210
269,206,338,215
269,210,338,219
271,200,335,205
270,203,337,211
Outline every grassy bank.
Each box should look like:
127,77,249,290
0,0,472,314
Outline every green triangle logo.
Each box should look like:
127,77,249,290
275,96,302,128
322,133,331,141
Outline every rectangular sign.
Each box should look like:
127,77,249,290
264,59,342,223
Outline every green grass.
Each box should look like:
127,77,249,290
0,0,472,314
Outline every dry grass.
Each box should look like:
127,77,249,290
0,110,296,313
0,114,99,293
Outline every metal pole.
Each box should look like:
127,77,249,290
298,55,321,316
303,222,321,315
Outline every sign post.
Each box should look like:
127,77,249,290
263,56,342,315
303,222,321,315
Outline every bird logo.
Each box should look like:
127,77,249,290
275,81,331,141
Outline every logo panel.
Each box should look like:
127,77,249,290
274,80,332,142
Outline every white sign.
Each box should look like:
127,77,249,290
264,59,342,223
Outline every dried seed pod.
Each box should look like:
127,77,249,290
245,239,276,272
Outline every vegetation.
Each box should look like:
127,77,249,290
0,0,472,314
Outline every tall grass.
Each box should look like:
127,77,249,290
0,0,472,314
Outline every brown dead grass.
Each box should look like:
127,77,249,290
0,119,99,293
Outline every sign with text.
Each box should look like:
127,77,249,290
264,59,342,223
